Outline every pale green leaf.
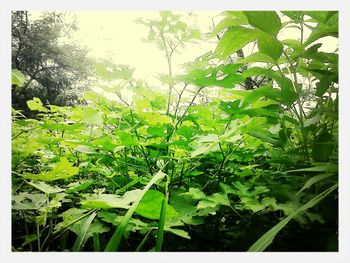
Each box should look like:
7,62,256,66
12,69,26,87
27,181,64,195
215,26,257,59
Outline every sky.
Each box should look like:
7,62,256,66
28,11,338,101
67,11,219,80
67,11,337,78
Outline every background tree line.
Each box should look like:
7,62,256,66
12,11,93,115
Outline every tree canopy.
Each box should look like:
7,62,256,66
12,11,93,113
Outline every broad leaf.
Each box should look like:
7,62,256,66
215,26,257,59
135,189,179,220
12,69,26,87
27,181,64,195
257,31,283,61
22,157,79,181
244,11,281,36
242,67,298,106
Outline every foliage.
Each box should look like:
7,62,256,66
11,11,93,113
12,11,338,252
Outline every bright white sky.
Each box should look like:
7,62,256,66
28,11,338,100
69,11,337,77
70,11,219,80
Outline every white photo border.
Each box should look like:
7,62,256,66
1,1,349,262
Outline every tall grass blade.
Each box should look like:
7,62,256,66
155,175,170,251
135,227,155,252
104,170,166,251
72,211,97,251
93,233,100,251
296,173,334,195
248,183,338,252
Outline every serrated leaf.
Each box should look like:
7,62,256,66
22,157,79,181
178,64,244,88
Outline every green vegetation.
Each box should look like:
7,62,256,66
12,11,93,113
11,11,338,252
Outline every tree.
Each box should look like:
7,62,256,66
12,11,93,113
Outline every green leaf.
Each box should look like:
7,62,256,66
41,121,84,131
95,62,134,81
303,114,321,127
238,52,275,64
242,67,298,106
312,132,335,162
282,11,302,22
135,189,179,220
257,31,283,61
189,134,220,158
297,173,335,195
247,130,282,146
117,130,138,147
27,97,47,112
248,183,338,251
12,193,47,210
138,111,172,125
81,191,141,209
303,13,338,46
178,64,244,88
303,11,335,23
71,107,103,125
286,163,337,173
155,175,170,251
82,108,103,125
74,145,96,154
215,26,257,59
209,15,248,37
12,69,26,87
66,180,94,194
197,193,230,210
244,11,281,36
22,157,79,181
27,181,64,195
72,211,97,251
104,170,166,251
179,188,206,200
170,190,203,225
315,73,331,97
164,227,190,239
